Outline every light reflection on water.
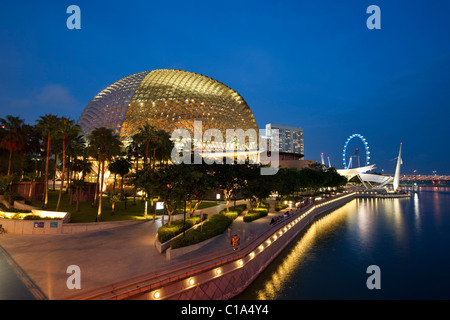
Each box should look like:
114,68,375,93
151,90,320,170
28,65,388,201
237,189,450,300
249,203,352,300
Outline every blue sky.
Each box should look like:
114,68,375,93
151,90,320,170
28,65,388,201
1,0,449,175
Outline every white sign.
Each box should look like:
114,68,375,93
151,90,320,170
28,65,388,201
156,202,164,210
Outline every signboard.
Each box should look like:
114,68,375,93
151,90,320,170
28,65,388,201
50,222,58,228
156,202,164,210
34,222,44,228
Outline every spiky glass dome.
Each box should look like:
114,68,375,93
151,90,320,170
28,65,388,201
78,69,259,144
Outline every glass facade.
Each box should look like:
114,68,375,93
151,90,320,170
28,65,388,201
265,123,304,156
78,69,259,147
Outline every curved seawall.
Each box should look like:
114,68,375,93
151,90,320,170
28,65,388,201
73,193,356,300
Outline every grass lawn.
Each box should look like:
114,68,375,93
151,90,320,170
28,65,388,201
28,190,218,223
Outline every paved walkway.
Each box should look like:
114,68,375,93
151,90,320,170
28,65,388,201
0,200,290,300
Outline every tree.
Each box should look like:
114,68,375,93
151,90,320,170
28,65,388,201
156,164,188,227
88,127,123,221
155,129,174,168
184,163,216,218
243,163,274,208
211,160,249,212
27,125,43,177
298,168,324,192
273,167,301,203
107,191,121,215
56,117,80,211
134,165,160,220
127,133,145,205
136,124,158,166
108,157,131,195
322,167,347,189
0,115,26,176
35,114,60,208
70,179,87,212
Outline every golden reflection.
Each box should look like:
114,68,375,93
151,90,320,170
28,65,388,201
354,199,370,246
254,202,354,300
413,193,421,232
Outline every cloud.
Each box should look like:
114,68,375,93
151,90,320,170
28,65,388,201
0,83,81,122
36,84,78,110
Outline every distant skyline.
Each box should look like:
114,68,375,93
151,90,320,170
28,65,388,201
1,0,449,175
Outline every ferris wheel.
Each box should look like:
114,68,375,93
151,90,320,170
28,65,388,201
342,134,371,169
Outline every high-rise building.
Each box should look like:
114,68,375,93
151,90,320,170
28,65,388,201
265,123,304,157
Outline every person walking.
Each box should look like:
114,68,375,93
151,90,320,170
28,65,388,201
231,234,240,251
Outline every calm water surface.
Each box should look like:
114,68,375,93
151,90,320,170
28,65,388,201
0,249,36,300
237,188,450,299
1,188,449,300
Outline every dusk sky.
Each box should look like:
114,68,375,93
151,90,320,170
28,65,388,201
1,0,449,175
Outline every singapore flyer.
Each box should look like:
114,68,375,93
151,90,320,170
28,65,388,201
342,134,370,169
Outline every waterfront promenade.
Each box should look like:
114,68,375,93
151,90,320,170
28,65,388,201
0,194,354,300
0,199,275,300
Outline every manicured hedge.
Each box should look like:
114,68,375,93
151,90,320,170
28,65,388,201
163,204,248,249
275,203,288,211
170,213,232,249
157,214,207,244
243,207,269,222
219,204,247,220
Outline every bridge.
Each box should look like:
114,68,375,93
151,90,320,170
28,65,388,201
399,174,450,186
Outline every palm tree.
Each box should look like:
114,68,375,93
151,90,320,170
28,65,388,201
35,114,60,208
155,129,174,168
0,115,25,176
127,133,144,205
108,157,131,195
56,117,80,211
137,124,158,166
88,127,122,221
27,125,43,177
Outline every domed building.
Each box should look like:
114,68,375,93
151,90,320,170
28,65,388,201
78,69,259,150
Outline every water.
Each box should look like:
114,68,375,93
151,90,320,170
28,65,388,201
237,188,450,299
0,248,36,300
1,188,449,300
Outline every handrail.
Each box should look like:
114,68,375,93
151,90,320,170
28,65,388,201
62,192,355,300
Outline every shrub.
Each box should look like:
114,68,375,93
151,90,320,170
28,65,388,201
243,207,269,222
157,214,207,244
219,204,246,220
3,191,24,205
170,213,232,249
275,203,288,211
0,203,31,213
23,215,52,220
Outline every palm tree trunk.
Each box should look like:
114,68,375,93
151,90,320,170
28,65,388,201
56,136,66,211
145,140,149,164
133,155,138,205
34,152,38,175
43,133,51,208
76,186,80,212
19,153,24,181
53,153,57,191
6,148,13,176
96,160,105,221
93,156,100,206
